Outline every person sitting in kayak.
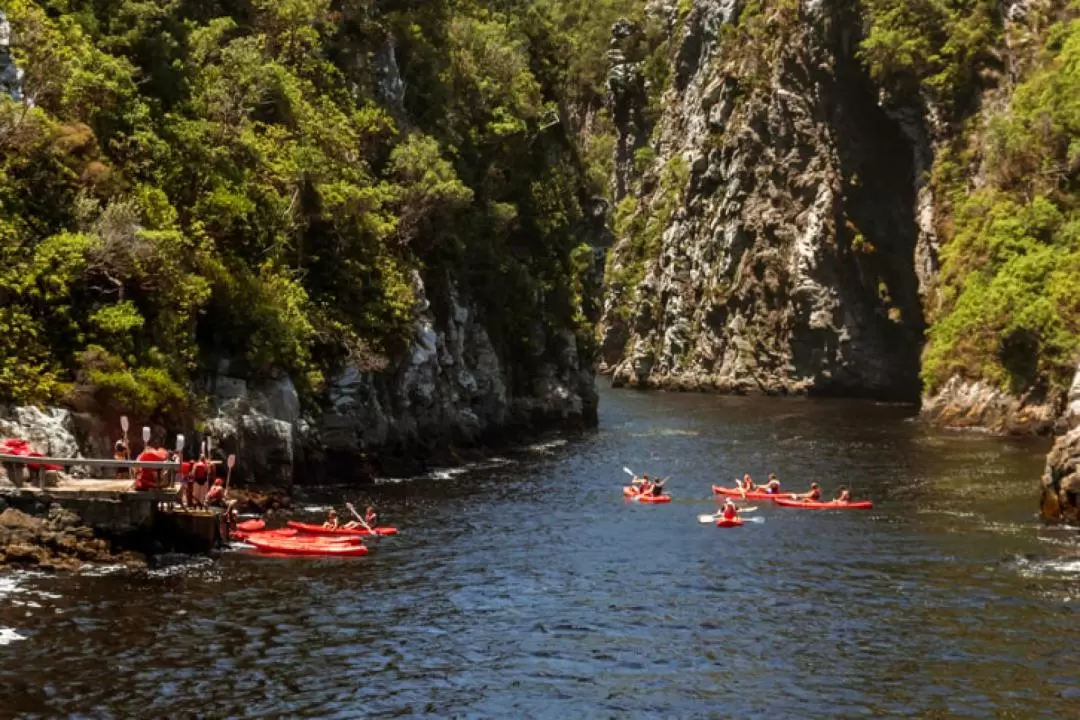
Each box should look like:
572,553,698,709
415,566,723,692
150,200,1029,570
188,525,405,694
797,482,821,501
834,486,850,503
632,474,650,491
649,479,666,496
739,473,755,491
720,498,739,520
342,505,377,530
323,509,341,530
759,477,782,494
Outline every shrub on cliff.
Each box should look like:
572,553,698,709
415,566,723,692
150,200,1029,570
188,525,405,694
922,14,1080,397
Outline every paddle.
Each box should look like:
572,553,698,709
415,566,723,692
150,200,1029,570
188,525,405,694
175,434,185,489
224,454,236,494
120,415,129,457
345,502,380,540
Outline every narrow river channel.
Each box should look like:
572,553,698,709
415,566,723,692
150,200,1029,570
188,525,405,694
2,385,1079,717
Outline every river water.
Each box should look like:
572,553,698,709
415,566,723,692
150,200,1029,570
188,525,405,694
2,386,1079,718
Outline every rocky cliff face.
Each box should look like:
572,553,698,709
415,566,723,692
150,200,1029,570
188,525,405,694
599,0,929,400
202,270,598,486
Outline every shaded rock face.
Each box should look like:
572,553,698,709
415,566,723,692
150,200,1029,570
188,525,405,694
600,1,926,400
319,272,597,480
1041,364,1080,522
202,271,597,485
920,376,1059,437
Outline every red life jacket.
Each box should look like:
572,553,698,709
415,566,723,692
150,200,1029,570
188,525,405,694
722,505,738,520
193,461,208,481
809,488,821,501
135,449,168,490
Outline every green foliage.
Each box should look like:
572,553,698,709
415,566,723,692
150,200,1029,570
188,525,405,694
858,0,1000,113
1,0,607,419
923,18,1080,395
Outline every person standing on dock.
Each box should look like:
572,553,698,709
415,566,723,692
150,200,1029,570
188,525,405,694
113,440,128,480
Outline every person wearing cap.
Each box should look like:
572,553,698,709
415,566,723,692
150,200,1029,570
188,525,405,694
797,482,821,501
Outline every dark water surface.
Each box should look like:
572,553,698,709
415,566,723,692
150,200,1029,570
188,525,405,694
3,386,1080,718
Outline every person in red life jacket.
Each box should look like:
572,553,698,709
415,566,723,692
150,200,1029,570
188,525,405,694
797,482,821,502
834,486,851,503
759,477,782,495
134,447,168,491
344,505,377,530
721,498,739,521
191,454,210,507
205,477,225,505
631,473,649,493
638,477,653,496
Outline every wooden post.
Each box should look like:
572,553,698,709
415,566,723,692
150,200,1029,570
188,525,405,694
36,466,46,490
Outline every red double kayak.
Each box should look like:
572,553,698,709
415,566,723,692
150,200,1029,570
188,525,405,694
286,521,398,537
716,517,744,528
712,486,796,501
623,487,672,503
773,498,873,510
246,534,370,557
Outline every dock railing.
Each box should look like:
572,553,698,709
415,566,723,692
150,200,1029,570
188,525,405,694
0,453,181,491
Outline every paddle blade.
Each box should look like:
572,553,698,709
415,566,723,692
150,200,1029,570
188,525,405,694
120,415,129,433
746,516,765,524
623,467,636,477
697,514,717,524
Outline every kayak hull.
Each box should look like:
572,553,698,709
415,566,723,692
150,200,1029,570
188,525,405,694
712,486,796,501
287,521,398,537
716,518,744,528
623,487,671,503
246,536,369,556
773,498,873,510
236,519,265,533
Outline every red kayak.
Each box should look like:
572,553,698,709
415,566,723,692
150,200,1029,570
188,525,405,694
773,498,873,510
623,487,672,503
287,521,398,537
712,486,796,501
716,517,744,528
237,519,265,533
233,528,360,544
246,535,369,556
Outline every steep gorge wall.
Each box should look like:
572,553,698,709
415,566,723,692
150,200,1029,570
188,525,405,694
600,0,928,401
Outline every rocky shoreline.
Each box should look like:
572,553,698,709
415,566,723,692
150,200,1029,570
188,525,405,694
0,495,147,572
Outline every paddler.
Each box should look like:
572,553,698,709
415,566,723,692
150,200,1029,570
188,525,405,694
797,482,822,501
343,505,377,530
834,486,851,503
720,498,739,521
649,478,666,497
759,476,782,495
739,473,755,492
322,509,341,530
632,473,650,490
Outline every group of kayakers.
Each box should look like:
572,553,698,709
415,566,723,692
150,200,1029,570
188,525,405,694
323,506,377,531
627,474,667,497
626,468,862,523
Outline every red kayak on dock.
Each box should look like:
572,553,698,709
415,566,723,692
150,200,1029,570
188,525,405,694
773,498,873,510
246,534,370,557
623,487,672,503
286,521,398,537
712,486,796,501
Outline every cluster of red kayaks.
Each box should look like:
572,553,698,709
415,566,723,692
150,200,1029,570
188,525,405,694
712,486,873,510
623,486,672,503
231,519,399,557
1,438,62,471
